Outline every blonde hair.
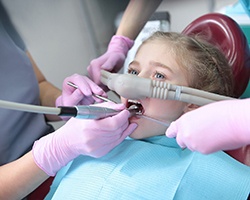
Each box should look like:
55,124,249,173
139,31,234,97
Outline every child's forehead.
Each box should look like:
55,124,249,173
137,41,176,61
144,38,170,45
140,39,167,49
140,39,175,53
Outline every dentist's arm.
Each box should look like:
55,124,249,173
116,0,163,39
166,99,250,154
0,102,137,199
0,152,49,200
87,0,163,88
27,53,106,120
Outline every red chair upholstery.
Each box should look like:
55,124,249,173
26,177,54,200
182,13,250,166
182,13,250,98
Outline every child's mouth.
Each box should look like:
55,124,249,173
127,100,144,116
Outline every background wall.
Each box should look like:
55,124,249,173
2,0,129,88
157,0,237,32
2,0,237,88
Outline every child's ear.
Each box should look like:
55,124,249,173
183,103,200,113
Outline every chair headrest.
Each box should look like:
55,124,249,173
182,13,250,97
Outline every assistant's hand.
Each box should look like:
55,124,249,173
56,74,107,107
32,102,137,176
166,99,250,154
87,35,134,89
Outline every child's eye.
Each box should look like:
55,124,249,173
127,68,139,75
154,72,165,79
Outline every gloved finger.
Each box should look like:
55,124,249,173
87,56,105,81
79,96,96,105
92,123,138,158
91,124,130,141
104,109,130,129
121,122,138,138
89,54,107,68
83,128,127,157
92,110,130,134
101,54,126,73
101,56,120,71
96,119,130,140
64,89,89,105
62,80,76,94
79,76,107,97
66,75,106,97
175,135,187,149
185,144,195,152
165,122,178,138
87,67,100,83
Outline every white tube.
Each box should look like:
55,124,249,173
138,115,170,127
101,70,235,105
0,99,61,115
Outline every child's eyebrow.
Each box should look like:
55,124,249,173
128,60,139,66
149,61,173,73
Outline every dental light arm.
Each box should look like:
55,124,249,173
101,70,234,106
0,99,120,119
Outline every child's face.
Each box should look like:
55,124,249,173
121,40,191,139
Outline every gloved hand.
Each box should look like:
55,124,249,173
166,99,250,154
56,74,107,120
87,35,134,89
32,102,137,176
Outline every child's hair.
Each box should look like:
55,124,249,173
140,31,234,97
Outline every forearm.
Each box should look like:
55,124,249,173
39,80,61,107
39,80,62,121
0,152,49,200
116,0,163,39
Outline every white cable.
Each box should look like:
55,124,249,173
138,115,170,127
0,99,61,115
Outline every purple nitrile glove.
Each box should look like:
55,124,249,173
32,102,138,176
166,99,250,154
56,74,107,106
56,74,107,120
87,35,134,89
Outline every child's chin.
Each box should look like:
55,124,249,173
129,131,142,140
129,131,145,140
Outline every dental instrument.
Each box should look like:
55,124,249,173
0,80,139,119
68,81,170,126
67,81,116,103
100,70,235,106
128,104,170,127
0,99,122,119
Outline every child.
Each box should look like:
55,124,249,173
45,32,250,200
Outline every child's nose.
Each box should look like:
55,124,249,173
137,70,150,79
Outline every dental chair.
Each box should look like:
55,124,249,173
27,177,54,200
26,13,250,200
182,12,250,166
